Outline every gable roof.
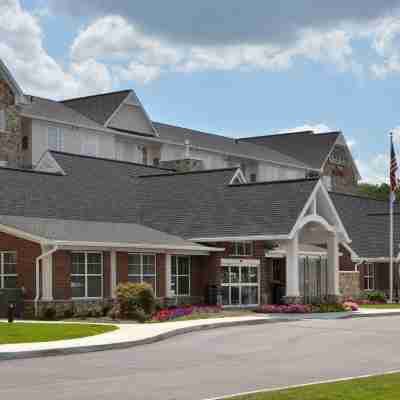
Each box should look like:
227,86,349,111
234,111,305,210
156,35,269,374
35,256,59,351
331,192,400,259
134,174,319,239
0,151,318,240
239,131,341,170
61,90,132,126
20,96,108,131
0,59,26,103
153,122,310,170
0,215,212,251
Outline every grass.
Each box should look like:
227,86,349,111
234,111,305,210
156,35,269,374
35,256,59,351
229,373,400,400
359,304,400,309
0,322,118,344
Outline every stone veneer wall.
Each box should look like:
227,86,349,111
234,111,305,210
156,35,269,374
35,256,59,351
0,80,24,167
339,271,360,299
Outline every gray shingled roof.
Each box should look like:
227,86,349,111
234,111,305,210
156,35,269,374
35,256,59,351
0,152,317,239
61,90,131,125
134,173,318,238
20,96,107,131
239,131,341,170
0,215,209,250
331,192,400,259
153,122,310,169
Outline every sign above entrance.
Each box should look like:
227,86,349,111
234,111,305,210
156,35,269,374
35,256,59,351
221,258,260,267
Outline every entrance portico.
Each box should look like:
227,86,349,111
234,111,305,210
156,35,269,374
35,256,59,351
265,181,350,304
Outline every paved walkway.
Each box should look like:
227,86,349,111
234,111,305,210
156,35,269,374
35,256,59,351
1,308,399,359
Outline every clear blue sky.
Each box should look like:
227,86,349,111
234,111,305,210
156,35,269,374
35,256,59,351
4,0,400,182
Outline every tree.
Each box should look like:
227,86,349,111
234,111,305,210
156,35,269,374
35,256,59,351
357,182,395,201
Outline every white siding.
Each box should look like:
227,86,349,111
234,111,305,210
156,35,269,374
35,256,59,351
108,104,155,135
257,162,305,182
31,119,115,165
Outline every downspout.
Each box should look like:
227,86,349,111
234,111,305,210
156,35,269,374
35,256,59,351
34,244,58,317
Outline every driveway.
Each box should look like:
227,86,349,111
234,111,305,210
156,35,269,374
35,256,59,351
2,317,400,400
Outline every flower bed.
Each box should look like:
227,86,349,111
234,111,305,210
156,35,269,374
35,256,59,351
151,305,223,322
256,302,359,314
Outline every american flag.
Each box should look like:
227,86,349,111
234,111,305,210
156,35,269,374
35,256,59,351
390,134,398,202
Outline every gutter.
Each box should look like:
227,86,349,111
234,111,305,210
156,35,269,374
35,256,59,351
34,245,58,317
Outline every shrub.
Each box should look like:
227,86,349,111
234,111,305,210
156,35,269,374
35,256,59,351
343,301,359,311
115,282,156,321
43,306,57,320
63,308,74,319
151,305,222,322
255,304,312,314
366,291,386,303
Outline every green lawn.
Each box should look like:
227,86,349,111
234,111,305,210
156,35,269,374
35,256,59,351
0,322,118,344
229,373,400,400
359,304,400,309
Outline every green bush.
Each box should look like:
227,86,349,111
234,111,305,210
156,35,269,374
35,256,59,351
312,303,347,313
366,291,386,302
43,306,57,320
115,282,156,321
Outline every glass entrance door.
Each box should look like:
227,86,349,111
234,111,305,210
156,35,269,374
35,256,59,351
221,265,259,306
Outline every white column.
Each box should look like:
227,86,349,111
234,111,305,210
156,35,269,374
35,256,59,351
286,234,300,298
110,250,117,299
327,232,340,296
165,254,172,297
41,253,53,301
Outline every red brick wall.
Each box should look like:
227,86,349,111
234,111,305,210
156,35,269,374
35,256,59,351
0,232,41,299
53,250,71,300
117,252,129,284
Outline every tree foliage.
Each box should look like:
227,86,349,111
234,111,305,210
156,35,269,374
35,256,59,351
357,182,396,201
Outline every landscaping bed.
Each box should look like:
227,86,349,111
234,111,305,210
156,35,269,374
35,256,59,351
255,302,358,314
226,373,400,399
0,322,118,344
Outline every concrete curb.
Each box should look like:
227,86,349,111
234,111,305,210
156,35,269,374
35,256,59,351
1,310,399,361
0,317,297,361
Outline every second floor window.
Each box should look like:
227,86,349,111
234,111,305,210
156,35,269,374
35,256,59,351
230,242,253,256
48,127,63,151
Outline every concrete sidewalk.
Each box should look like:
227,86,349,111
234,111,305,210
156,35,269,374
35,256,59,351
1,308,400,360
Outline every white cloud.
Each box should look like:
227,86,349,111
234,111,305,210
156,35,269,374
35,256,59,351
273,123,333,134
357,153,389,183
0,0,113,98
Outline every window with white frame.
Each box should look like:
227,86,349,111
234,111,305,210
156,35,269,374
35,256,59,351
0,252,17,289
364,263,375,290
48,126,63,151
0,110,6,131
71,252,103,298
230,242,253,256
128,254,156,292
171,256,190,296
82,134,98,156
221,265,259,306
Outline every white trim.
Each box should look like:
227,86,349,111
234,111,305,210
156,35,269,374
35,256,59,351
221,258,260,267
0,251,17,290
341,242,359,261
189,235,289,242
0,59,26,104
103,92,132,127
110,250,117,299
288,180,351,243
171,255,191,297
0,223,48,244
229,168,247,185
35,151,66,175
71,251,103,299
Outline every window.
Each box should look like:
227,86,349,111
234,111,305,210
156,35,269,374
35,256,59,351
128,254,156,292
0,110,6,131
22,136,29,150
171,256,190,296
230,242,253,256
48,126,63,151
0,252,17,289
82,134,98,156
140,146,148,165
250,173,257,183
272,259,283,282
221,265,259,306
364,263,375,291
330,147,347,166
71,252,103,298
153,158,160,167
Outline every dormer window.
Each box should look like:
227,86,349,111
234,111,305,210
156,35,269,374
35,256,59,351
330,147,347,166
230,242,253,256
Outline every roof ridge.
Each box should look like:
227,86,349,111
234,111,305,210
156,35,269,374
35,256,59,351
230,177,319,187
61,89,132,103
329,190,388,202
50,151,175,171
138,167,238,178
239,131,341,141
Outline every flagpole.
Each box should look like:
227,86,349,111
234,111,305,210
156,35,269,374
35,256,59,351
390,132,394,303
